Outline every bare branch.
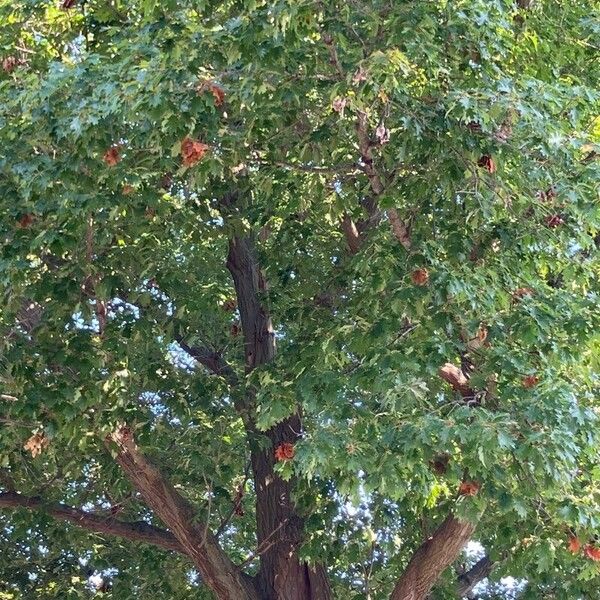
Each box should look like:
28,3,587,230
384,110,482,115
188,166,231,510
226,236,276,371
0,491,184,554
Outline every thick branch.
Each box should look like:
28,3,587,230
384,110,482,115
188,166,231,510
175,335,239,386
226,236,276,371
439,363,476,399
390,514,476,600
457,555,495,597
110,427,258,600
0,491,184,554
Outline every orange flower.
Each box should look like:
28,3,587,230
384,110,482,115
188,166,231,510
458,480,480,496
411,268,429,286
209,83,225,106
583,544,600,561
477,155,496,173
122,184,135,195
522,375,539,389
103,146,120,166
274,442,295,461
567,536,581,554
181,137,209,167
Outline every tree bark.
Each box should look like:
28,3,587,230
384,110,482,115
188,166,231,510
389,515,476,600
227,235,332,600
110,426,259,600
0,491,184,554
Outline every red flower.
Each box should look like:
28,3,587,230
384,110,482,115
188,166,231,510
103,146,120,166
411,268,429,286
274,442,295,461
181,137,209,167
522,375,539,389
458,480,480,496
477,155,496,173
583,544,600,561
567,536,581,554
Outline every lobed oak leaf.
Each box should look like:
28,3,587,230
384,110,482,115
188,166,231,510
17,214,35,228
332,97,347,115
544,214,564,228
477,155,496,173
2,56,19,73
583,544,600,561
512,287,534,300
209,83,225,106
24,432,49,458
221,299,237,312
568,536,582,554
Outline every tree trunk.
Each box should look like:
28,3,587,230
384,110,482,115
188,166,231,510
227,235,332,600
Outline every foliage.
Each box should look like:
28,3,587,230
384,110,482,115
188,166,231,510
0,0,599,598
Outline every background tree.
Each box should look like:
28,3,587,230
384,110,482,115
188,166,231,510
0,1,599,599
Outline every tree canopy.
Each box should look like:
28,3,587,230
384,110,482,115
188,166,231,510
0,1,599,599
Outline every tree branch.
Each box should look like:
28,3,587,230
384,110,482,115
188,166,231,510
174,335,239,386
342,111,411,252
457,555,495,597
389,514,477,600
226,236,276,371
109,426,258,600
0,491,184,554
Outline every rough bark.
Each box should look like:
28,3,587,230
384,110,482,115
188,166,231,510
389,515,476,600
110,426,259,600
0,491,184,554
227,235,332,600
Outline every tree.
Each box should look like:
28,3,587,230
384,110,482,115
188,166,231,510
0,0,598,598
